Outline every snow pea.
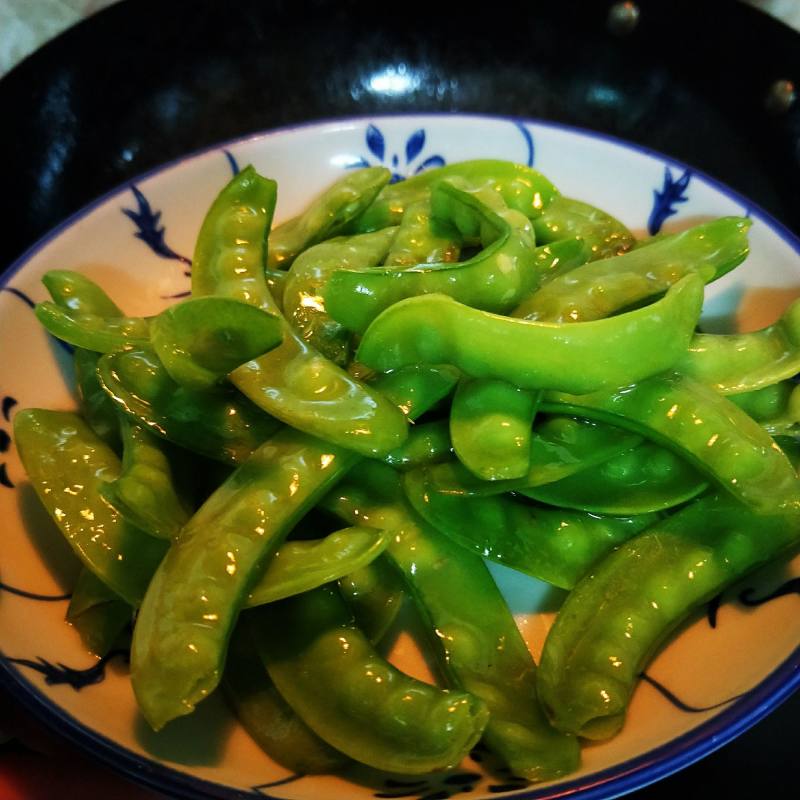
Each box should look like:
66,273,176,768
531,196,635,261
450,378,539,480
14,410,168,606
677,297,800,394
404,467,656,589
150,297,283,390
383,419,453,471
98,418,191,540
97,348,281,464
192,165,278,312
66,568,131,657
513,217,750,322
731,381,800,435
73,348,121,450
326,181,546,335
538,493,800,740
244,526,389,606
268,167,391,269
521,441,708,515
281,227,398,364
357,274,704,394
323,463,580,781
43,269,124,317
130,366,457,730
542,372,800,513
351,159,559,232
383,199,462,266
223,623,348,774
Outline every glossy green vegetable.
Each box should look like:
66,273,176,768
383,419,453,471
248,585,489,774
98,348,281,464
514,217,750,322
731,381,800,435
14,410,168,606
357,275,704,394
542,372,800,512
73,348,120,450
405,466,656,589
66,568,131,657
384,199,462,266
43,269,124,317
538,493,800,740
450,378,539,480
244,526,389,606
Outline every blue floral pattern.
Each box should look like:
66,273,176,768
0,394,14,489
648,166,692,235
348,124,446,182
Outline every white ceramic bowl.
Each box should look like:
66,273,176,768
1,115,799,800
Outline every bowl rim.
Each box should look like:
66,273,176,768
1,112,799,800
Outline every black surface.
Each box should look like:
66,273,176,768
0,0,798,797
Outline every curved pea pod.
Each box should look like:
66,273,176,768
351,159,559,232
521,441,708,515
538,493,800,740
383,419,453,471
73,348,121,450
531,196,635,261
326,181,545,335
404,467,656,589
34,302,150,353
264,268,288,309
514,217,750,323
192,165,278,311
130,366,454,730
43,269,124,317
677,297,800,394
98,418,191,540
244,526,389,606
150,297,283,390
731,381,800,435
223,623,349,774
323,464,580,781
97,348,281,465
248,585,489,774
66,568,132,657
542,372,800,513
357,275,704,395
268,167,391,269
281,227,398,364
13,410,168,606
384,199,462,266
450,378,539,480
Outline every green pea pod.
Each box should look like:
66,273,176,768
513,217,750,322
43,269,124,317
34,302,150,353
98,418,191,540
383,419,453,471
281,227,398,364
731,381,800,435
323,463,580,781
531,196,635,261
337,555,406,645
150,297,283,390
130,366,456,730
73,348,121,450
66,568,132,657
404,467,656,589
14,410,168,606
244,526,389,606
520,441,708,515
264,268,288,309
192,165,278,312
357,275,704,394
450,379,539,480
351,159,559,232
223,623,349,773
542,372,800,513
538,493,800,740
248,585,489,774
268,167,391,269
326,181,545,335
677,297,800,394
384,199,462,266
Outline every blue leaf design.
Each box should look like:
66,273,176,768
0,463,13,489
344,157,372,169
0,429,9,453
2,396,17,422
0,581,71,601
414,155,446,174
223,149,241,176
647,166,692,235
121,185,192,266
640,672,744,713
366,124,385,162
6,650,127,690
405,129,426,163
514,121,535,167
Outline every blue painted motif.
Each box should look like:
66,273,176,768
5,649,127,690
641,672,745,713
349,124,446,182
374,772,485,799
0,582,71,601
648,166,692,235
2,396,17,421
513,121,535,167
252,775,306,793
223,149,241,176
739,577,799,606
0,464,13,489
121,185,192,270
0,394,15,488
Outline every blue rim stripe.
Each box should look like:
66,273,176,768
1,113,799,800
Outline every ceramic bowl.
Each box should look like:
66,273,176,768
1,114,798,800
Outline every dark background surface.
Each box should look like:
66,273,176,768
0,0,798,797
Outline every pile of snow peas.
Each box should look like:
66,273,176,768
14,158,800,782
